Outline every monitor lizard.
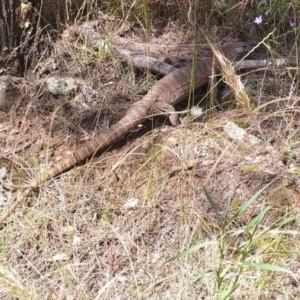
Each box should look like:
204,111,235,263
0,41,249,226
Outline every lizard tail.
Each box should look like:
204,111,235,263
0,101,150,227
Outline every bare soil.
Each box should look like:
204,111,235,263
1,18,300,299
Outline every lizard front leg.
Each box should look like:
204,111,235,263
152,101,179,126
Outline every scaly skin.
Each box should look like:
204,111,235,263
0,42,249,226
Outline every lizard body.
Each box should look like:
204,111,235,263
0,41,249,226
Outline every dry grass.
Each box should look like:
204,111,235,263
1,0,300,299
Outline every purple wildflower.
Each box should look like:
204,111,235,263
254,16,263,25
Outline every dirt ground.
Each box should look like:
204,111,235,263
1,18,300,299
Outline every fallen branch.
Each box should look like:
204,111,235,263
114,47,295,76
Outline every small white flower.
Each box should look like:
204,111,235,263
122,197,139,208
261,0,268,5
254,16,263,25
290,22,296,28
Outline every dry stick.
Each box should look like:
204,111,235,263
114,45,293,76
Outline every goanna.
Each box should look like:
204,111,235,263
0,41,249,227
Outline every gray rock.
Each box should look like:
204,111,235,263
223,121,261,145
45,76,80,96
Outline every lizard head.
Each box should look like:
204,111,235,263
232,41,252,54
222,41,252,60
